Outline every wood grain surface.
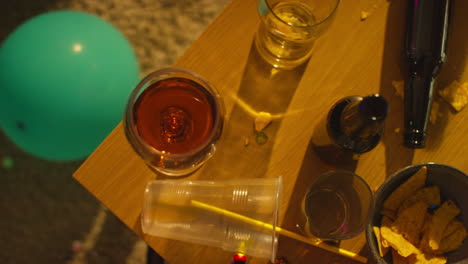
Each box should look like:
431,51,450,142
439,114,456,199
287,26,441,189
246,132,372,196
73,0,468,263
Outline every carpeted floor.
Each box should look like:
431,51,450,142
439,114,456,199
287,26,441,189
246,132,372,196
0,1,229,263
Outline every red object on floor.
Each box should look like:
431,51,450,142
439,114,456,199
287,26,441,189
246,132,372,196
232,253,247,263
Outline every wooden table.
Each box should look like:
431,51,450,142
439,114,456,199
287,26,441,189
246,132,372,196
73,0,468,263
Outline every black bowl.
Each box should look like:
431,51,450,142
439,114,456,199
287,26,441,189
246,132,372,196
366,163,468,264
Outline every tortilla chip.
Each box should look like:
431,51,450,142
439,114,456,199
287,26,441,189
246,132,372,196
392,201,428,245
421,200,461,252
438,221,467,253
383,166,427,212
377,165,467,261
391,248,408,264
254,112,272,132
381,208,397,221
398,186,441,215
381,216,393,247
443,219,464,238
422,213,431,230
438,80,468,112
381,225,419,257
382,216,393,226
408,252,447,264
374,226,390,257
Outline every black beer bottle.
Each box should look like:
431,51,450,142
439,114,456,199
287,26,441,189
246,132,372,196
312,94,388,166
403,0,451,148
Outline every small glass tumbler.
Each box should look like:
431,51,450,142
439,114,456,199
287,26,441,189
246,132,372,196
302,170,373,240
124,68,224,176
255,0,340,69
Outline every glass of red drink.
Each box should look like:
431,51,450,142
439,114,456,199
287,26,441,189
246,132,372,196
124,68,224,176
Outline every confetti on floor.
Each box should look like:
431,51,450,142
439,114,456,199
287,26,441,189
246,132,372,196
2,156,14,169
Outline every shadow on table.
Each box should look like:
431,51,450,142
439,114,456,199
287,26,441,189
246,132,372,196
198,41,307,181
276,236,361,264
277,134,359,262
274,3,420,260
377,0,414,178
427,0,468,150
379,0,468,177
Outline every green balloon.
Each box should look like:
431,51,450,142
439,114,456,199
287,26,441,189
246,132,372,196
0,11,139,161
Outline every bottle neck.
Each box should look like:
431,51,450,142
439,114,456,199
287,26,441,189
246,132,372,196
403,0,450,148
404,74,434,148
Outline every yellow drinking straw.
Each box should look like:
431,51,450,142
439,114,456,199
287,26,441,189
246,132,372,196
191,200,367,263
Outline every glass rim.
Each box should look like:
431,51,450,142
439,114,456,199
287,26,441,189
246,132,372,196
262,0,341,29
124,67,224,159
311,170,371,188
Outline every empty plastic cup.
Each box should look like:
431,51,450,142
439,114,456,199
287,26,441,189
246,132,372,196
141,177,282,261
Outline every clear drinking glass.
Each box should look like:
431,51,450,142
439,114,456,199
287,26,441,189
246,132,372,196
255,0,340,69
302,170,373,240
141,177,282,261
124,68,224,176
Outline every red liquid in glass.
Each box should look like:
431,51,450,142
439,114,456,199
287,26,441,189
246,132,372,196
134,77,215,154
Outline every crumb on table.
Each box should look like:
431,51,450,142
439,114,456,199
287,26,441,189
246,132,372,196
439,80,468,112
430,100,440,124
392,80,404,98
243,137,250,147
254,112,273,132
360,11,370,20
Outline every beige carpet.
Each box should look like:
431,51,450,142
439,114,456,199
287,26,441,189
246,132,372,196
0,0,229,263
